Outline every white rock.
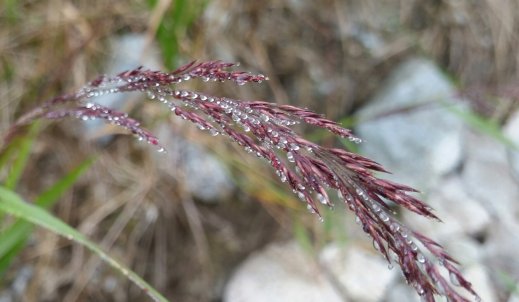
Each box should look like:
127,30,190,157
319,244,397,302
484,222,519,291
403,175,491,239
385,283,420,302
461,130,519,227
463,264,498,302
503,110,519,185
224,241,345,302
356,58,464,190
155,125,234,203
225,241,399,302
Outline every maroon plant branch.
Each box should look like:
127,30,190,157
8,60,480,302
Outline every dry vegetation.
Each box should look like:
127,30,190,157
1,1,518,301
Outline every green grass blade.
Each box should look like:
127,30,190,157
0,137,19,171
3,123,39,189
0,158,95,275
0,186,169,302
0,222,33,277
35,157,95,208
447,105,518,150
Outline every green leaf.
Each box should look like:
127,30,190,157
0,158,95,275
0,186,169,302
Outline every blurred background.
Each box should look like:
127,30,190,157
1,1,519,301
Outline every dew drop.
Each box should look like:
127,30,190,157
379,212,390,222
449,272,461,287
271,131,279,138
388,263,394,270
415,284,425,295
261,114,270,122
317,193,327,205
349,136,362,144
290,143,300,151
280,173,287,183
417,253,426,264
390,223,400,232
286,151,295,162
157,147,166,153
297,191,305,201
306,204,315,213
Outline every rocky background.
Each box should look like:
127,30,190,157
1,1,518,301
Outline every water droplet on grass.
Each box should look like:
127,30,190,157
287,151,295,162
417,253,426,263
449,272,461,286
317,193,327,204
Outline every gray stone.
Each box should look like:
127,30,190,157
463,264,498,302
504,110,519,184
461,130,519,227
223,241,345,302
356,58,464,190
319,244,397,302
385,283,420,302
484,222,519,292
155,125,234,203
403,175,491,240
225,241,399,302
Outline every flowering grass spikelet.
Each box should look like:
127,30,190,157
8,60,480,302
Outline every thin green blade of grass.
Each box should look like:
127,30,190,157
0,158,95,275
34,157,95,208
447,105,518,150
3,123,39,190
0,186,168,302
0,137,20,171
